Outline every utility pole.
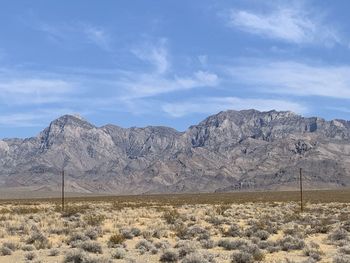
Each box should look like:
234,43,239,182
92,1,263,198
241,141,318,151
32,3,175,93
61,170,65,212
299,167,303,213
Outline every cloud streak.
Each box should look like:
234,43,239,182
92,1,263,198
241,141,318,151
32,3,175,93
118,70,219,99
227,61,350,99
115,39,220,101
0,77,75,105
227,5,340,45
38,22,112,51
0,108,77,127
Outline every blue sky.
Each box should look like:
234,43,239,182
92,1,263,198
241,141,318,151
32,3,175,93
1,0,350,138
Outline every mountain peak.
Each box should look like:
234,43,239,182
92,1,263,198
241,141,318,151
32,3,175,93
221,109,297,118
37,115,95,149
197,109,299,127
50,114,94,129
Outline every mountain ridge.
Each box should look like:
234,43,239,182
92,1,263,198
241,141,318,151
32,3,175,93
1,109,350,195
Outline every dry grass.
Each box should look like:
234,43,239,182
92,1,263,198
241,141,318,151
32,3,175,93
0,190,348,262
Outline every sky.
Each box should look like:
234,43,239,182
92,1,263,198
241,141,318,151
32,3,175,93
1,0,350,138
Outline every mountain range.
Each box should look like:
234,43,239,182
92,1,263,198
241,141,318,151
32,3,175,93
1,109,350,196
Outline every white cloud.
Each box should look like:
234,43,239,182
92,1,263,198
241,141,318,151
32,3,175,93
162,97,306,117
193,70,218,84
0,113,46,127
0,79,72,94
131,38,169,74
227,61,350,99
228,6,340,45
119,70,219,99
0,78,75,105
116,40,220,101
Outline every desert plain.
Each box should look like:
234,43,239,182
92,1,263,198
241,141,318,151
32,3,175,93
0,190,349,263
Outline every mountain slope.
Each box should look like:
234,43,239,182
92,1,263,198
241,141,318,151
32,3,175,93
1,110,350,194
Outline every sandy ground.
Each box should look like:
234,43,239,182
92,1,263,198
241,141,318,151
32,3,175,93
0,199,348,262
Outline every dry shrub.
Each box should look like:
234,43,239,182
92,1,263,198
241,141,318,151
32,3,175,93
84,214,105,226
218,239,249,251
278,235,305,251
174,223,188,239
112,248,126,259
108,233,125,247
24,252,36,261
60,205,90,217
67,233,89,246
160,249,179,262
135,239,156,254
0,208,11,214
0,246,12,256
224,224,242,237
26,231,51,250
231,251,254,263
12,206,40,214
79,241,102,254
163,209,181,224
328,228,348,242
175,240,199,258
309,218,332,234
303,242,322,261
2,242,17,251
182,251,215,263
215,204,231,216
333,254,350,263
63,249,87,263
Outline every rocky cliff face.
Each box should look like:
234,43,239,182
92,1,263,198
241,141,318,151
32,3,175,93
1,109,350,194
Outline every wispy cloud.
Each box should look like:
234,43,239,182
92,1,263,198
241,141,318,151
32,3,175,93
227,61,350,99
0,113,48,127
116,39,220,101
162,97,306,117
38,22,111,51
119,70,219,99
0,108,76,127
0,78,75,105
227,5,340,45
0,68,87,128
83,25,111,51
131,38,170,74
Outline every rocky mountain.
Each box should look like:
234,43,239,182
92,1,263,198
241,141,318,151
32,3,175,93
1,109,350,195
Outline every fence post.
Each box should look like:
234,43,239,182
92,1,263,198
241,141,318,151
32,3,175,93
300,168,303,213
62,170,65,212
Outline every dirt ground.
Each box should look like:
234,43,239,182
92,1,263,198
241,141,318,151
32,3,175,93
0,190,349,262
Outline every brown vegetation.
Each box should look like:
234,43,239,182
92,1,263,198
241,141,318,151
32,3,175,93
0,190,348,262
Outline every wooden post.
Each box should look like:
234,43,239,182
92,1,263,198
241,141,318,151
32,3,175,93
62,170,65,212
299,168,303,213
